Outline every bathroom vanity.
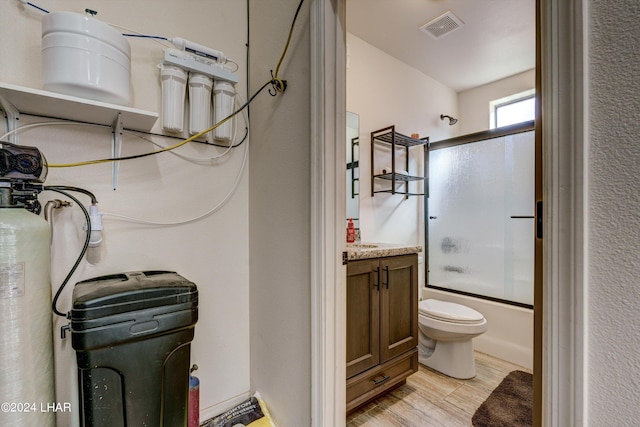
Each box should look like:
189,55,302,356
344,243,421,413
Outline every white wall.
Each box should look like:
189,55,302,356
0,1,250,425
458,69,535,135
587,0,640,423
346,33,458,246
248,1,312,426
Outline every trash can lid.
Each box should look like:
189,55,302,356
71,270,197,320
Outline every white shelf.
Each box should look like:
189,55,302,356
0,82,158,131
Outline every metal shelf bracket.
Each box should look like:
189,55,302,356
0,94,19,143
111,112,123,190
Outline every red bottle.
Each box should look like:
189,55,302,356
346,218,356,243
188,366,199,427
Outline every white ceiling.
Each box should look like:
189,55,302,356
346,0,536,93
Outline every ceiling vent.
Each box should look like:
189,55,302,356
419,11,465,40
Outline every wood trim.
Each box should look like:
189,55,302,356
318,1,588,426
534,2,543,425
311,1,346,426
540,0,588,425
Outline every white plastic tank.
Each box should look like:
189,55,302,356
41,11,132,106
0,193,55,426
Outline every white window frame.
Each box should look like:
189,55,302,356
490,89,536,129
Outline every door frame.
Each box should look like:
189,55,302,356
309,0,588,425
537,0,588,425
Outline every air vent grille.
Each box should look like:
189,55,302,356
419,11,464,39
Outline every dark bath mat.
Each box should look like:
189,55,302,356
472,370,533,427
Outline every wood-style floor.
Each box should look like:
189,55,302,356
346,352,532,427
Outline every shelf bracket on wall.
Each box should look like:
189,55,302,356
0,94,19,143
111,112,123,190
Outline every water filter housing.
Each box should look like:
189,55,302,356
213,81,235,142
160,64,188,132
188,73,213,135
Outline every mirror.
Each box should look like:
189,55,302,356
346,111,359,229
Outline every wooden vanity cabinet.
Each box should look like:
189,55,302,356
346,253,419,413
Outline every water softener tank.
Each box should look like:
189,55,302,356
71,270,198,427
0,188,55,427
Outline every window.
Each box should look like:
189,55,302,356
489,90,536,129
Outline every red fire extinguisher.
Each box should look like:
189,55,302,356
189,365,199,427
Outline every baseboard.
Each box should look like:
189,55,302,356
475,334,533,370
199,391,252,424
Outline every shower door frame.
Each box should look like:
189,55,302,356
424,120,536,309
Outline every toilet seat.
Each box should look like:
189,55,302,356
419,299,484,324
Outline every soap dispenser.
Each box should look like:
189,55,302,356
346,218,356,243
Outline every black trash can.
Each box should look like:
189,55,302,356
70,270,198,427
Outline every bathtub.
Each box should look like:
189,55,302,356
421,287,533,369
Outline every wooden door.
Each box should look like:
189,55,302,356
346,258,380,378
379,254,418,362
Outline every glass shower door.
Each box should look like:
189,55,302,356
427,129,534,306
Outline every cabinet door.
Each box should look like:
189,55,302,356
380,254,418,362
346,259,380,378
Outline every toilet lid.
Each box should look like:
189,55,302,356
419,299,484,323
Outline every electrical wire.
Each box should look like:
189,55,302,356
46,112,235,167
270,0,305,95
0,117,247,160
12,0,305,311
125,93,249,163
44,187,91,317
43,0,305,168
103,129,249,226
103,95,250,226
47,79,271,168
125,128,247,163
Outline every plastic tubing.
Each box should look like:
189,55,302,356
44,187,91,317
102,98,250,226
17,0,50,13
122,33,168,41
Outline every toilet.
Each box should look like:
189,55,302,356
418,299,488,379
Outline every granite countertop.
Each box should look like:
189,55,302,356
345,242,422,261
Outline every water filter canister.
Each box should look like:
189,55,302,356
213,80,235,142
188,73,214,136
160,64,188,132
